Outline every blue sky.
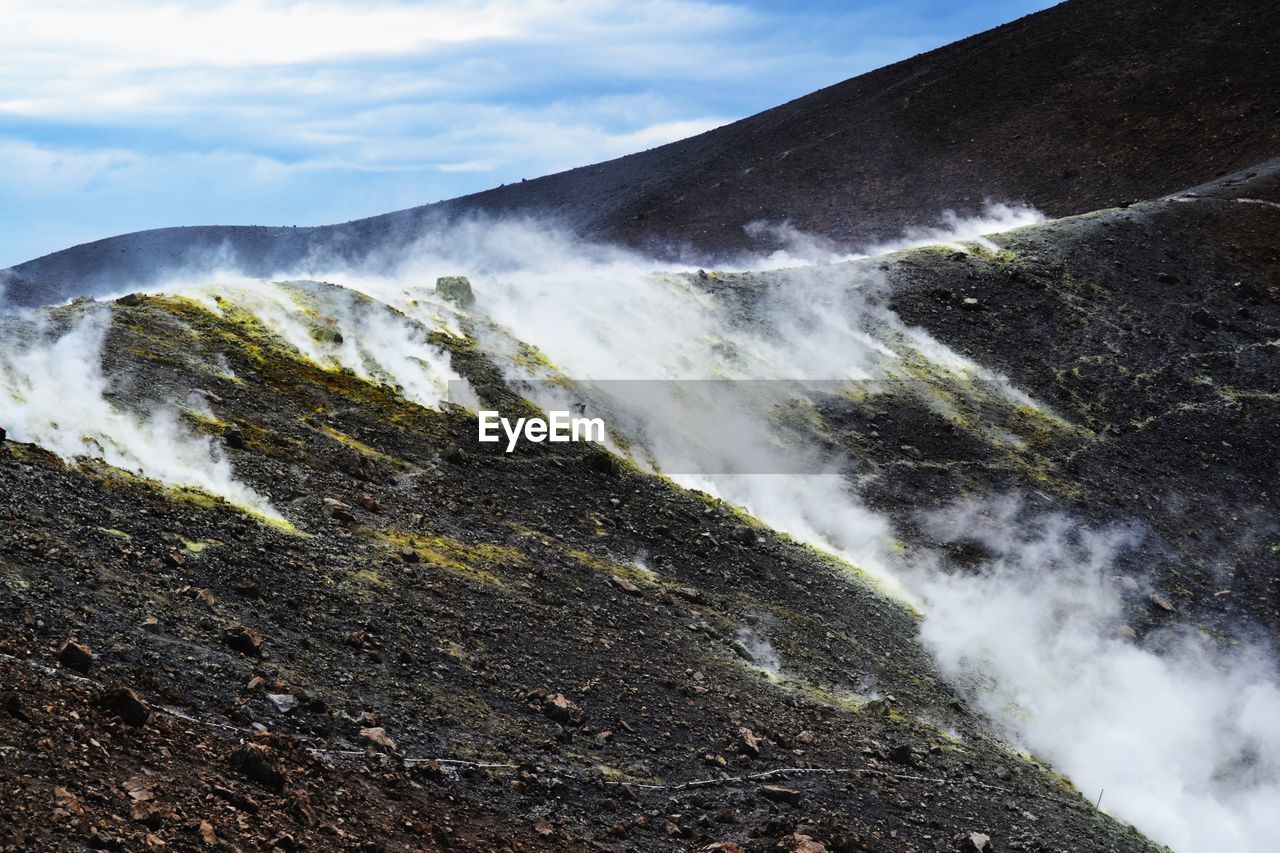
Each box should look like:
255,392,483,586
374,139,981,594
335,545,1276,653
0,0,1057,266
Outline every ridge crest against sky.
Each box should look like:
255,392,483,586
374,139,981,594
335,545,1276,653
0,0,1054,264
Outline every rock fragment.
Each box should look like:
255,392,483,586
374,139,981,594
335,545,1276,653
229,742,287,791
435,275,475,308
56,639,94,673
99,686,151,727
737,727,762,758
359,726,397,752
224,625,264,656
760,784,802,804
957,831,993,853
322,497,356,524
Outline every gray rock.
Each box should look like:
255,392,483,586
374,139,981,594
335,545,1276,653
267,693,298,713
436,275,475,308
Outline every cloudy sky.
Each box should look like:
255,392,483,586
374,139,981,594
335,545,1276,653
0,0,1055,265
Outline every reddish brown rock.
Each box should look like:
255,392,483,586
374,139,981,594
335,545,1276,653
56,640,94,673
224,625,263,656
229,742,287,791
99,686,151,727
358,726,397,752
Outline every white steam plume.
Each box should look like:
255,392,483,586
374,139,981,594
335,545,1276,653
916,497,1280,852
743,202,1045,267
0,308,277,519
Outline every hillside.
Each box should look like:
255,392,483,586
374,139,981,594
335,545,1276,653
2,157,1277,851
4,0,1279,307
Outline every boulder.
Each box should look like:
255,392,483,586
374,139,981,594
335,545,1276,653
358,726,397,752
224,625,264,656
99,686,151,727
760,784,802,804
56,640,94,673
543,692,584,726
957,832,993,853
230,742,287,791
737,727,762,758
435,276,476,308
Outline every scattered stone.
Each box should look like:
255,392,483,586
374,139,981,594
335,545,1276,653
1149,592,1176,612
141,615,160,633
410,759,443,780
760,784,802,804
88,829,122,850
737,727,762,758
267,833,297,853
359,726,397,752
247,676,266,690
436,275,476,308
957,831,993,853
233,578,261,598
611,576,641,596
115,293,144,307
267,693,298,713
701,843,747,853
359,491,381,512
543,692,584,726
442,443,465,464
900,444,923,460
198,820,218,847
230,742,287,791
56,639,94,673
777,834,828,852
224,625,264,656
322,498,356,524
673,586,707,605
887,743,915,766
224,423,245,449
195,588,217,608
1190,307,1219,329
961,297,982,310
99,686,151,727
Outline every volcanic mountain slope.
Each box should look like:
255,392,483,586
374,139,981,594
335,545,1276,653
4,0,1278,306
0,294,1160,848
2,159,1277,851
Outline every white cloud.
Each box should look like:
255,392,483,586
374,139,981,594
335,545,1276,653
0,0,1060,263
0,0,750,116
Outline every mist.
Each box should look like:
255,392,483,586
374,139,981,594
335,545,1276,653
0,307,276,518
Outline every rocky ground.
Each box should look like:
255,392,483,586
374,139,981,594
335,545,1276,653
0,230,1180,848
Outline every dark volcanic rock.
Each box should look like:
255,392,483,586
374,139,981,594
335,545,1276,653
56,640,94,673
98,687,151,727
